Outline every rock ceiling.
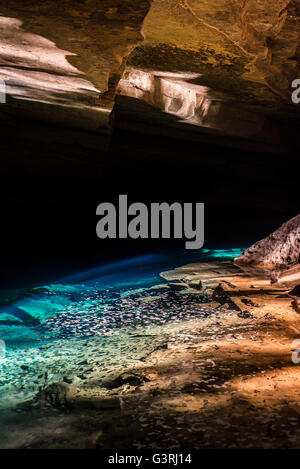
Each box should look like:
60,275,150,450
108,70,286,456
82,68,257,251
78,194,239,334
0,0,299,141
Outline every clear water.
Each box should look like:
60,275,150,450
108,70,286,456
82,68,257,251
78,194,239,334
0,248,244,409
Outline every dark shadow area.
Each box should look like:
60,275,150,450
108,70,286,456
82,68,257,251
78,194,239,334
0,102,299,289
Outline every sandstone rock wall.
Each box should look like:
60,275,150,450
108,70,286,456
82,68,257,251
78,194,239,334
0,1,151,129
128,0,300,115
0,0,299,134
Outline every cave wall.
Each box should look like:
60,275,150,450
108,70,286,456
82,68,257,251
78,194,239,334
128,0,300,111
0,0,299,134
0,1,151,129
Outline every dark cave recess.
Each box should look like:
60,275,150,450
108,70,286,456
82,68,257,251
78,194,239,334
0,114,299,289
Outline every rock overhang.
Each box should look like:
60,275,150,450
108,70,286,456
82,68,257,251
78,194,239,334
0,0,299,143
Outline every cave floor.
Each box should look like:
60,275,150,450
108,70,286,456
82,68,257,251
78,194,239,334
1,262,300,449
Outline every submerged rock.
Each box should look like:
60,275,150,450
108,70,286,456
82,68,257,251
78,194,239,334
43,382,71,407
187,279,203,291
37,382,120,410
168,282,188,291
235,214,300,269
103,372,148,390
200,301,221,310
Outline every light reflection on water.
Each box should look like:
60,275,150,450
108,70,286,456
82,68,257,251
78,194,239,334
0,248,245,407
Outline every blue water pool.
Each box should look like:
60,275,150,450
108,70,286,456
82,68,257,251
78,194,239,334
0,248,245,408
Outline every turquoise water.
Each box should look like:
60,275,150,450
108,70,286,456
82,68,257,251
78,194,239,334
0,248,244,408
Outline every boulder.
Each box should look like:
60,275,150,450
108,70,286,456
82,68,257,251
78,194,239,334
235,214,300,269
38,382,120,410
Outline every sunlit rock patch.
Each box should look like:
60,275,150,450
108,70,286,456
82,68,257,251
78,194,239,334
0,1,152,129
118,68,274,138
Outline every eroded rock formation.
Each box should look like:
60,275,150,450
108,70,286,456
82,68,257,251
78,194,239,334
235,214,300,269
117,67,282,140
0,1,151,129
0,0,299,136
127,0,300,114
